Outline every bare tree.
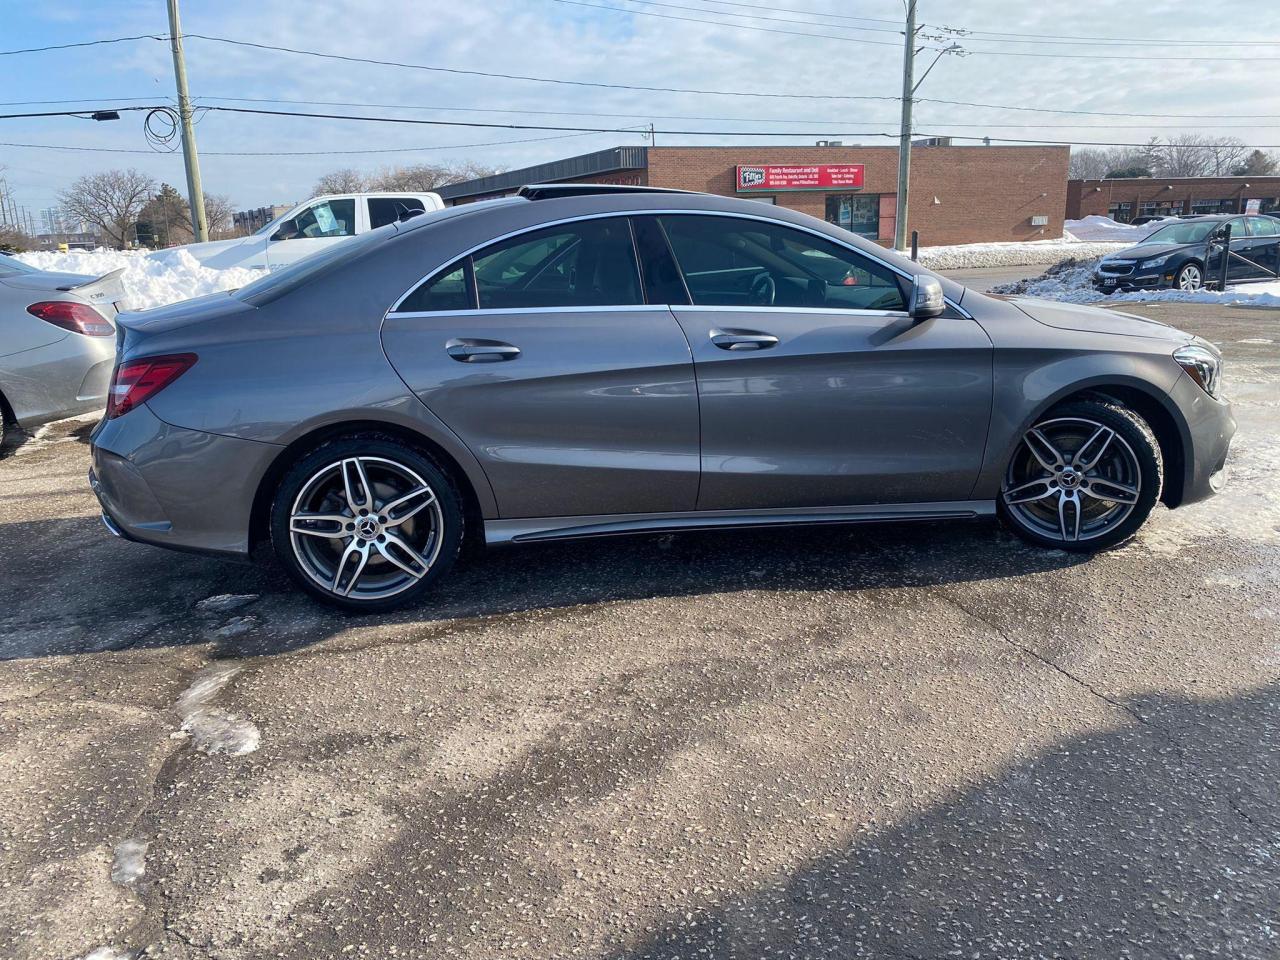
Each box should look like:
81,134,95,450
1069,146,1154,180
58,169,156,249
314,168,369,194
202,193,235,237
1157,135,1249,178
1232,149,1280,176
314,160,501,196
137,185,237,246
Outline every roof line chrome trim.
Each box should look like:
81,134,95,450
385,208,966,317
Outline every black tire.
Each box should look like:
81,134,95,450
997,398,1163,553
269,434,464,612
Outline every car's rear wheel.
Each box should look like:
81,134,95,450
1176,262,1203,291
998,399,1162,552
269,436,464,611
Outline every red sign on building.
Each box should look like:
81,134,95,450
735,164,865,193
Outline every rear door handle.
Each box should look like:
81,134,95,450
446,338,521,363
710,328,779,351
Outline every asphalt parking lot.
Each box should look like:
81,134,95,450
2,301,1278,960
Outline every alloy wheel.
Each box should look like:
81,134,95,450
288,455,444,600
1002,417,1142,544
1177,264,1202,291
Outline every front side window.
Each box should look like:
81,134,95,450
369,197,426,230
472,219,641,309
283,198,357,239
659,215,907,312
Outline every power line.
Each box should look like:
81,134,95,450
0,35,166,56
549,0,939,47
587,0,905,33
180,34,904,100
937,24,1280,46
675,0,901,26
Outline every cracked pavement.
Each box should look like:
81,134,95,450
1,302,1278,960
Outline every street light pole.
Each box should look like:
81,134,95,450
166,0,208,242
894,0,917,252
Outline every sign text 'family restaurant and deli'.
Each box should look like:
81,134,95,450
735,164,866,193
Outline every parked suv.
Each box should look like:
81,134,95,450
177,192,445,271
1094,213,1280,293
91,185,1234,611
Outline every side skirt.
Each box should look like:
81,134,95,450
484,500,996,545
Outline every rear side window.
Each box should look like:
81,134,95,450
473,218,642,309
660,215,907,312
369,197,426,230
1248,216,1278,237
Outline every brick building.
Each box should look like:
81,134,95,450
438,144,1070,246
1067,176,1280,223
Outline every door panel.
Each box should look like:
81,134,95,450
381,307,699,518
674,306,993,509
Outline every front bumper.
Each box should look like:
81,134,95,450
89,403,282,557
1169,371,1235,506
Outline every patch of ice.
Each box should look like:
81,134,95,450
110,838,147,885
174,664,260,756
1240,338,1275,344
210,616,259,639
15,248,263,310
81,949,133,960
195,593,259,614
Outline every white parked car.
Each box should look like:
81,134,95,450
178,192,445,271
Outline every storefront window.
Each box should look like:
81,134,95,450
1190,198,1236,215
1107,202,1132,223
825,194,879,238
1139,200,1180,218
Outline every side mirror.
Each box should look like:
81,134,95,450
270,219,298,241
909,275,945,320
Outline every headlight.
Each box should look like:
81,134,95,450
1174,343,1223,398
1141,254,1171,269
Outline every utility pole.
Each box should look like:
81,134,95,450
894,0,917,252
166,0,208,242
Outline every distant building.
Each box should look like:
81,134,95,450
232,204,290,235
1068,176,1280,223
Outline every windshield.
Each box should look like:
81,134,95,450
1139,221,1220,245
0,255,40,278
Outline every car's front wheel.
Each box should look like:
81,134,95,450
269,436,464,611
1176,262,1203,291
998,399,1162,552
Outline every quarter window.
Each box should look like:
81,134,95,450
471,219,642,309
659,215,907,312
397,259,472,312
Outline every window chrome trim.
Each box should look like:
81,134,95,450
387,304,675,320
674,304,911,318
385,208,969,318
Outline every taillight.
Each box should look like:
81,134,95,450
106,354,197,420
27,300,115,337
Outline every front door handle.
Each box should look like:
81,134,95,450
446,338,521,363
710,328,779,351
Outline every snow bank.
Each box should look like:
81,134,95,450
14,248,263,311
991,255,1280,306
917,238,1130,270
1063,215,1169,243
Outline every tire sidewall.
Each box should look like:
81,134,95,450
269,436,464,612
998,399,1163,552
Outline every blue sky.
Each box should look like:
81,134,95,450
2,0,1279,216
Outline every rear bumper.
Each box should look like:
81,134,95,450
89,403,282,557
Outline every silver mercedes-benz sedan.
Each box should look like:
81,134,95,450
89,185,1235,611
0,254,124,443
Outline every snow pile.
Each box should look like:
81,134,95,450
992,255,1280,306
14,248,263,311
1063,215,1168,243
917,238,1130,270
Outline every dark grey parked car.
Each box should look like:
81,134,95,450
90,185,1235,610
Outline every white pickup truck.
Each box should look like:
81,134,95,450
177,191,445,271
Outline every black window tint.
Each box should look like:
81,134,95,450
398,259,472,312
632,216,690,305
659,215,907,312
369,197,426,230
472,219,642,310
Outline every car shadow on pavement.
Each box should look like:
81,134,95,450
590,681,1280,960
0,511,1088,661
